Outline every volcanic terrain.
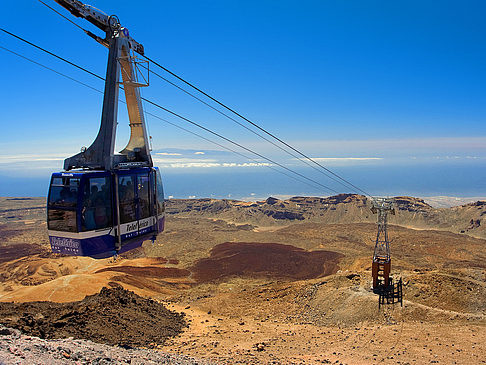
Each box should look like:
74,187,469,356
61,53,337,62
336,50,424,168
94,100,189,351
0,194,485,364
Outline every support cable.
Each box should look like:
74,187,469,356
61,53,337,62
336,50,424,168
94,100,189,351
0,27,104,81
140,97,339,194
28,3,371,196
37,0,88,33
141,65,361,192
0,43,330,193
0,45,101,93
144,112,326,192
144,55,373,197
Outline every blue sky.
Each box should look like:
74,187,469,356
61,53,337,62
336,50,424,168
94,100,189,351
0,0,485,198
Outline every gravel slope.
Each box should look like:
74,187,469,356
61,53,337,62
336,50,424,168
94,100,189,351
0,326,207,365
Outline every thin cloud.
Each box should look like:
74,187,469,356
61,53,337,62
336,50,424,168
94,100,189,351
289,157,384,166
155,152,183,156
156,162,271,169
293,137,486,151
0,154,65,163
310,157,383,161
152,157,219,164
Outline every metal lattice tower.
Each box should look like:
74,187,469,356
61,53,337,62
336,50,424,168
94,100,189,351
371,198,395,289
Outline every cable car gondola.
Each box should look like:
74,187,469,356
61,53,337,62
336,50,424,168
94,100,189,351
47,168,164,258
47,0,165,258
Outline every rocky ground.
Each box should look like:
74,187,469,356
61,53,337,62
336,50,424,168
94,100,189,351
0,195,485,364
0,325,206,364
0,287,186,348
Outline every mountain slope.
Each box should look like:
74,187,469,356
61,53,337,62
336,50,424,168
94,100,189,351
165,194,486,238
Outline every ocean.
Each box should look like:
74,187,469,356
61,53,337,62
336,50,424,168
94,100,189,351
1,162,485,201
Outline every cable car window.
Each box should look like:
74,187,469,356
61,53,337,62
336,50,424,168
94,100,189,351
118,175,136,224
48,177,80,208
156,170,165,213
82,177,113,231
138,173,150,219
48,209,77,232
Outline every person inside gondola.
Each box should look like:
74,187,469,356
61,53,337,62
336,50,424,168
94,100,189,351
82,185,98,230
58,187,76,206
83,181,112,230
94,195,108,228
120,178,136,223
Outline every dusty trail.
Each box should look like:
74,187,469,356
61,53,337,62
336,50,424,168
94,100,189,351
403,299,486,319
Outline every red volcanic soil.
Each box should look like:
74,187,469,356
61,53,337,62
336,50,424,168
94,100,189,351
191,242,343,283
96,265,190,278
0,243,47,264
96,244,342,284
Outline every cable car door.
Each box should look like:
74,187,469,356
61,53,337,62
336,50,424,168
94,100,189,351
117,170,153,241
136,172,153,236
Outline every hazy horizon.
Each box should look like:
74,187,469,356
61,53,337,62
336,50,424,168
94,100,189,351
1,162,485,208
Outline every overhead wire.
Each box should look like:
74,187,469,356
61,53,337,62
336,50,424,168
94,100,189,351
138,86,154,151
0,45,101,94
141,64,365,192
30,0,373,197
144,55,373,197
140,98,339,194
143,112,326,192
0,27,104,81
34,1,373,197
35,0,315,175
36,0,88,33
135,74,310,192
0,40,331,193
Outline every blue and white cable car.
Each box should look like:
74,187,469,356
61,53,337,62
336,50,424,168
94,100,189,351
47,168,165,258
47,1,165,258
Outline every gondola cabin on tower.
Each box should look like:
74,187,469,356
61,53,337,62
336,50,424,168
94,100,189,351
46,0,165,258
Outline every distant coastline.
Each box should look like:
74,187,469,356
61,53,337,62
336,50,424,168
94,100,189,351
236,195,486,209
420,196,486,208
2,194,485,209
1,163,485,204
